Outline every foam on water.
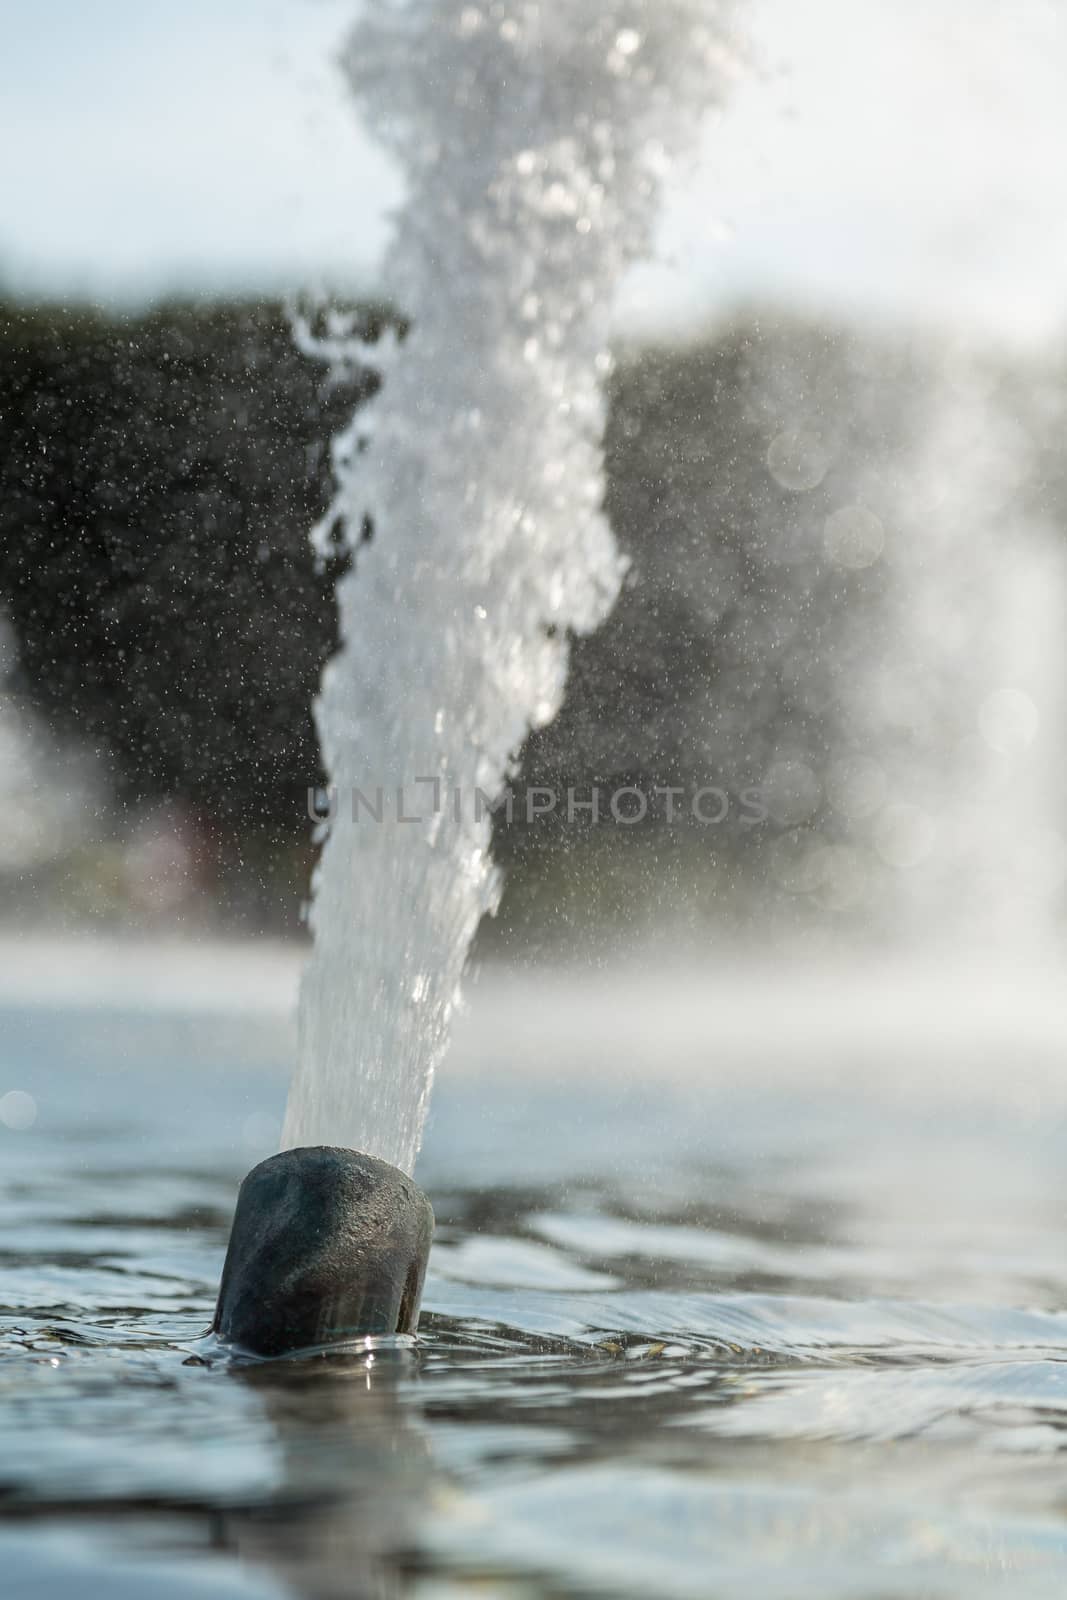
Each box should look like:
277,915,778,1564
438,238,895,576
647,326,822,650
284,1,739,1168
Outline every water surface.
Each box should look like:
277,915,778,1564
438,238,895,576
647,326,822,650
4,954,1067,1597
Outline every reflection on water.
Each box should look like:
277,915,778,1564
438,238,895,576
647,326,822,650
4,963,1067,1596
222,1358,432,1600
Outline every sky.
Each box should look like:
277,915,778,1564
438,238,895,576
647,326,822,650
2,0,1066,344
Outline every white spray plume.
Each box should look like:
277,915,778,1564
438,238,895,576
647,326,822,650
284,1,740,1170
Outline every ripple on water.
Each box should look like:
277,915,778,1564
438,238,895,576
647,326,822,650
5,992,1067,1596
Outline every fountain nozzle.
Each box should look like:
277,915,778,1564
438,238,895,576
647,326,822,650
213,1146,434,1357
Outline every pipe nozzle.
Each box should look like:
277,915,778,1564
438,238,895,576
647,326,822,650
213,1146,434,1357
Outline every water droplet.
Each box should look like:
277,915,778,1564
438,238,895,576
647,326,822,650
0,1090,37,1131
766,430,832,492
824,505,885,570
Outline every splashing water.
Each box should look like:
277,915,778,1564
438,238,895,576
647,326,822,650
685,329,1066,947
795,349,1067,946
837,353,1067,946
282,3,739,1170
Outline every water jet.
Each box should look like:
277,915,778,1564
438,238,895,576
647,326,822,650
212,0,734,1365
